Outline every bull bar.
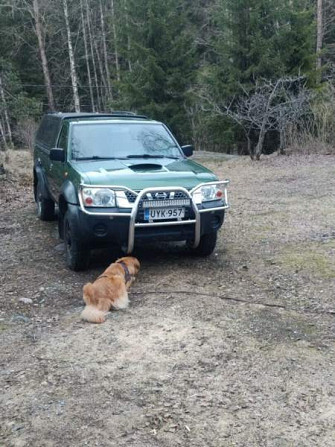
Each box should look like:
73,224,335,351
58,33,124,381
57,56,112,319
78,181,229,253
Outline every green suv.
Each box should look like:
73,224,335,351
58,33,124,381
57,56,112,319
34,112,229,270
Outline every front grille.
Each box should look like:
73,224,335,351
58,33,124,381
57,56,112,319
174,191,189,200
138,190,190,209
123,190,192,212
125,190,137,203
142,191,189,201
142,199,190,208
135,190,194,223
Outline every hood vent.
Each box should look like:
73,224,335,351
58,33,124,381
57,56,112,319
129,163,163,171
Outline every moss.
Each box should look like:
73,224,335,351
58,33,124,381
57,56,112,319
278,241,335,279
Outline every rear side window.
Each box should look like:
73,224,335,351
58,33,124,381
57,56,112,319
36,116,62,149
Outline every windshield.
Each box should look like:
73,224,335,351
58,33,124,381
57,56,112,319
70,122,182,160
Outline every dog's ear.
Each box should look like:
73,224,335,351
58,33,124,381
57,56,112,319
124,257,140,275
132,257,140,274
117,256,140,275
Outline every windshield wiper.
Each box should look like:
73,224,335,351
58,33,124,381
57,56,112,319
75,156,126,161
126,154,179,159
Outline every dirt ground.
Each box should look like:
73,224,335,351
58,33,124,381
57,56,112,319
1,150,335,447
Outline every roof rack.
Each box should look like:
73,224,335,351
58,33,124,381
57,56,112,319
109,110,148,119
45,111,149,120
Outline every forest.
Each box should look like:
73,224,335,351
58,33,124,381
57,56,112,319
0,0,334,158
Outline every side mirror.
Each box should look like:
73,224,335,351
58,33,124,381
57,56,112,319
181,144,194,157
50,148,65,162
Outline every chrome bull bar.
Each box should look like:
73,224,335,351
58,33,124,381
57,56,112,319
78,181,229,254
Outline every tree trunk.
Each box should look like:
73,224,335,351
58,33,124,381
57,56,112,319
254,128,266,160
254,79,281,160
279,126,286,155
0,118,9,151
99,0,113,100
246,132,253,159
316,0,323,71
123,0,132,72
63,0,81,112
0,73,13,146
85,0,101,110
80,0,95,111
111,0,121,80
32,0,55,111
94,39,107,110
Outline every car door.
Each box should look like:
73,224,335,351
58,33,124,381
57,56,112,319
48,121,69,201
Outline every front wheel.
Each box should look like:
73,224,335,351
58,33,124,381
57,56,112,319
188,231,218,256
64,212,90,271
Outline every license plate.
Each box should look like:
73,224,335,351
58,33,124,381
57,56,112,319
144,208,185,221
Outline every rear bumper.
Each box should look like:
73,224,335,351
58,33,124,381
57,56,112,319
72,184,229,252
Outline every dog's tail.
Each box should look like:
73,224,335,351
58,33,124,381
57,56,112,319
81,283,107,323
80,305,107,324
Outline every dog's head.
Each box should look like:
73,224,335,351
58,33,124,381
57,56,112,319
116,256,140,277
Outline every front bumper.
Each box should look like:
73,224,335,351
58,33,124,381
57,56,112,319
75,183,229,253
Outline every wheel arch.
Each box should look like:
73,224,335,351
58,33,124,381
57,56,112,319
34,163,49,200
60,180,79,206
58,181,79,239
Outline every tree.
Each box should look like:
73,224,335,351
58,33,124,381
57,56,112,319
0,0,330,154
191,0,315,153
323,0,335,69
80,0,95,111
116,0,196,140
63,0,80,112
0,59,41,150
199,76,311,159
0,0,55,111
32,0,55,110
316,0,323,71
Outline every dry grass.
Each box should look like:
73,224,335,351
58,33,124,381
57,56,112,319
1,149,33,183
278,241,335,279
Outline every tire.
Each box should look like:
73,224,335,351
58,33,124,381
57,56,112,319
36,181,55,221
189,231,218,257
63,211,90,271
58,211,64,240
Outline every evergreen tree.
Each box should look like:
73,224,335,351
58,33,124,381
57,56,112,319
193,0,315,152
115,0,196,142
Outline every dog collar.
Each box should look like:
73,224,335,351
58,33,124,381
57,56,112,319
117,261,132,283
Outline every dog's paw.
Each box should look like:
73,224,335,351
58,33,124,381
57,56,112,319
96,315,106,323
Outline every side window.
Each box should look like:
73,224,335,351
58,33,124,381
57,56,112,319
57,124,69,151
36,116,61,149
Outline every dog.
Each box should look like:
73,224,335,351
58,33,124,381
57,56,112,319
80,256,140,324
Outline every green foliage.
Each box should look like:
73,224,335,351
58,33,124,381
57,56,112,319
0,59,42,146
194,0,316,151
0,0,332,152
113,0,196,142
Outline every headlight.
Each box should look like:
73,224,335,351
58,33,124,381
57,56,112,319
192,184,225,204
81,187,116,207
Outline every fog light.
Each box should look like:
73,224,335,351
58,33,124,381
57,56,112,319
211,215,221,229
93,223,107,237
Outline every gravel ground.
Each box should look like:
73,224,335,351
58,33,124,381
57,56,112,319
0,151,335,447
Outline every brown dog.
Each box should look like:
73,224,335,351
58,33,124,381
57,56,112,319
81,256,140,324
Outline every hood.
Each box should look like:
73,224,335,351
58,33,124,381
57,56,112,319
72,158,217,190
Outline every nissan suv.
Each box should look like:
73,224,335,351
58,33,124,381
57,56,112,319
33,112,229,270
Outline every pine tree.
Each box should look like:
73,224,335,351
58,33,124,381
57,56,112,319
115,0,196,141
193,0,315,152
